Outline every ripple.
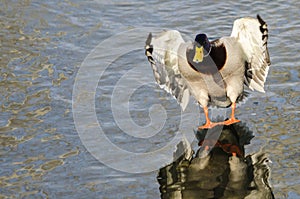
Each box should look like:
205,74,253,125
0,0,299,198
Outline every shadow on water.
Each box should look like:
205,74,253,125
157,122,274,199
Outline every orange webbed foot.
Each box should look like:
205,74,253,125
222,102,240,125
198,122,218,129
199,106,219,129
223,118,241,126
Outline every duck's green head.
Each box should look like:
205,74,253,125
193,34,211,63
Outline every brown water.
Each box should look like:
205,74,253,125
0,0,299,198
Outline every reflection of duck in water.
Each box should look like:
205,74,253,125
158,123,274,199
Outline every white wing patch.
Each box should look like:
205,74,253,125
145,30,190,110
231,15,271,92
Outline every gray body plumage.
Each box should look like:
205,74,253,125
145,15,270,110
177,37,245,108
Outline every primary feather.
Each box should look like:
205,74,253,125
231,15,271,92
145,30,190,110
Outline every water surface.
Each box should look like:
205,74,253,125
0,0,299,198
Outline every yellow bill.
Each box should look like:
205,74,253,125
193,46,203,63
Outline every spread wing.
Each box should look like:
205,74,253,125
145,30,190,110
231,15,271,92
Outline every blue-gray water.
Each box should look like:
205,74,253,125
0,0,299,198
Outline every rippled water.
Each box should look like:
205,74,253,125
158,123,275,199
1,0,299,198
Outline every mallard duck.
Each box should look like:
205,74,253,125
145,15,270,129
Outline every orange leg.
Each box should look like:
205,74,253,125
223,102,240,125
198,106,218,129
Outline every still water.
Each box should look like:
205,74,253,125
0,0,299,198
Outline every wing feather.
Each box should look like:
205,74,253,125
231,15,271,92
145,30,190,110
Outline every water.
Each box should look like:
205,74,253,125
0,0,299,198
158,123,275,199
